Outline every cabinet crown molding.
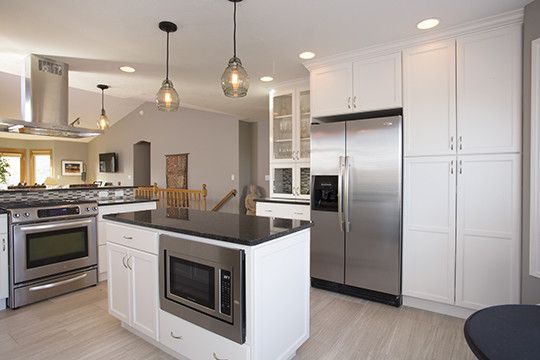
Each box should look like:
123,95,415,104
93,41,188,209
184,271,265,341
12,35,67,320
303,8,524,71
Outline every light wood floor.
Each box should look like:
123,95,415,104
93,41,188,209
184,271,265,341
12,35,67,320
0,283,475,360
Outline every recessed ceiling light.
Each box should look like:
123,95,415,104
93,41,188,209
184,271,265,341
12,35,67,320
260,76,274,82
417,18,440,30
119,66,136,73
299,51,316,60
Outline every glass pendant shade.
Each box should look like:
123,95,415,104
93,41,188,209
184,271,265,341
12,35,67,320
222,57,249,98
156,79,180,111
97,109,110,130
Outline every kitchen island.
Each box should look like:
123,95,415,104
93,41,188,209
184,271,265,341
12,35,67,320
103,208,311,360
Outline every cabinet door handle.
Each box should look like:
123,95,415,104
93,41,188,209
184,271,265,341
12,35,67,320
122,255,128,269
352,96,357,108
450,160,454,174
450,136,454,151
170,331,182,340
347,97,351,109
213,353,229,360
459,160,463,174
126,256,133,270
2,238,5,252
459,136,463,151
123,235,133,240
265,209,273,213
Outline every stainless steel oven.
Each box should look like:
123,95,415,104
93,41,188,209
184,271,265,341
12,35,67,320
159,235,245,344
5,201,99,308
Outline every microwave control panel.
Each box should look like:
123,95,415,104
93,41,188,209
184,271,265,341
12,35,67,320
220,270,232,316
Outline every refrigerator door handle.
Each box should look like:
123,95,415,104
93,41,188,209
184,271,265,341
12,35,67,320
344,156,351,233
338,156,345,232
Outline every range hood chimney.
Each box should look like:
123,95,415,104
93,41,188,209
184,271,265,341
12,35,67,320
0,54,103,138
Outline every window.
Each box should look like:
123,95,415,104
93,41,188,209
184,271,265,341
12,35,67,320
30,150,52,185
0,148,26,186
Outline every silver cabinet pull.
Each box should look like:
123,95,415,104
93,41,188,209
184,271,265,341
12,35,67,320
264,209,273,213
170,331,182,340
213,353,228,360
2,237,5,252
347,97,351,109
126,256,133,270
122,255,128,269
459,160,463,174
459,136,463,150
123,235,133,240
450,136,454,151
352,96,357,108
450,160,454,174
29,273,87,292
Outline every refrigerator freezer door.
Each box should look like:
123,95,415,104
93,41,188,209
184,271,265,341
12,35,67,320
310,121,346,283
344,116,402,295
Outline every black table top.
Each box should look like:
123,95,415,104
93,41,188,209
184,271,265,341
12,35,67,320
464,305,540,360
103,208,311,246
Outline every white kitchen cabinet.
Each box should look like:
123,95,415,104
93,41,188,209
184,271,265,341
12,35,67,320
256,201,310,221
270,162,310,200
310,53,402,117
98,201,157,281
403,40,457,157
403,153,521,311
352,52,402,112
403,157,456,304
456,25,522,155
455,154,521,309
107,233,159,340
0,214,8,309
310,62,353,117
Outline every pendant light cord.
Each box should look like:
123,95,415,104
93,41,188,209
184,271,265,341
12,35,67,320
233,1,237,58
166,31,170,81
101,89,105,113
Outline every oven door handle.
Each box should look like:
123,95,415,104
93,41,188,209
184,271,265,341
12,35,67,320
17,218,94,232
28,273,88,292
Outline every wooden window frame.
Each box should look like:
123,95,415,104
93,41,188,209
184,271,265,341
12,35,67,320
0,148,27,184
30,149,53,185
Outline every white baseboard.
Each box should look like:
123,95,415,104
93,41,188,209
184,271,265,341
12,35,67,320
403,296,475,319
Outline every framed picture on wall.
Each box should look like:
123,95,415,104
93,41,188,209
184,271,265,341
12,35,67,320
61,160,83,176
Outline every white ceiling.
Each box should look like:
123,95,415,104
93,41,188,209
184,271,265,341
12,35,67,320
0,0,532,123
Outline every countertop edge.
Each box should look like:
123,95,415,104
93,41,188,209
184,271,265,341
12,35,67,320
97,198,159,206
102,212,312,246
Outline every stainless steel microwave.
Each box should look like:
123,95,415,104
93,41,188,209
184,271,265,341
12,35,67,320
159,235,245,344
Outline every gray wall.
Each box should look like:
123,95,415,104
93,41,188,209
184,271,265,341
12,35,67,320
133,141,151,186
88,102,241,213
522,0,540,304
238,121,253,214
0,138,88,186
252,116,270,197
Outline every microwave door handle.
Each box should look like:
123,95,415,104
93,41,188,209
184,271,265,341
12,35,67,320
338,156,344,232
18,218,93,232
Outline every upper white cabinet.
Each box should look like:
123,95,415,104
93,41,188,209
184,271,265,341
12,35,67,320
403,40,457,157
353,53,402,112
455,154,521,309
456,25,522,155
310,52,402,117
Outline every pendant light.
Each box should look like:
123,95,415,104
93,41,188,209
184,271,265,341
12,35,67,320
221,0,249,98
156,21,180,111
97,84,110,130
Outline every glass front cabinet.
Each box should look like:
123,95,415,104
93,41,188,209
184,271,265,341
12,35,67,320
270,82,310,199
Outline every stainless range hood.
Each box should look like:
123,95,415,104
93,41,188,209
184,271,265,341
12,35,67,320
0,54,103,138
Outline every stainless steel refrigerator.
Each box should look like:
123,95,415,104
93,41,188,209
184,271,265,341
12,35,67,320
310,115,402,306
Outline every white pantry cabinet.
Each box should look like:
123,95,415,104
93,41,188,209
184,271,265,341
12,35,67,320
310,52,402,117
455,154,521,309
403,154,521,310
456,25,522,155
403,157,456,304
107,236,159,340
403,40,457,157
0,214,8,308
98,201,157,281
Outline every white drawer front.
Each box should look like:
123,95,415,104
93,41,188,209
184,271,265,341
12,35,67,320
106,222,158,254
256,202,310,221
159,310,250,360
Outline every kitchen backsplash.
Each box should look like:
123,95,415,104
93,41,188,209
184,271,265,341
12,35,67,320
0,187,135,203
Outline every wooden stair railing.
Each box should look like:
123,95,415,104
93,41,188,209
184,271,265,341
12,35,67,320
136,183,208,211
211,189,238,212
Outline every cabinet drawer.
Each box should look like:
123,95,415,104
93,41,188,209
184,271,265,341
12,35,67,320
256,202,310,221
106,223,158,254
159,310,250,360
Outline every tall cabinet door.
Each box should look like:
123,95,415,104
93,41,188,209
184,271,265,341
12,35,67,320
0,215,7,301
310,62,353,117
456,154,521,309
457,25,522,154
107,243,130,323
403,157,456,304
403,40,457,157
129,248,159,340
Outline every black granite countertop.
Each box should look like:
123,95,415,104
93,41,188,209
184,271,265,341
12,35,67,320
255,197,310,205
103,208,311,246
97,197,159,206
0,185,135,194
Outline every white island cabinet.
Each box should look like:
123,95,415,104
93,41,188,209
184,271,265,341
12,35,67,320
104,209,311,360
0,213,7,310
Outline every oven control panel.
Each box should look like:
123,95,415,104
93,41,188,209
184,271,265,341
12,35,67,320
9,202,98,223
220,270,232,316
